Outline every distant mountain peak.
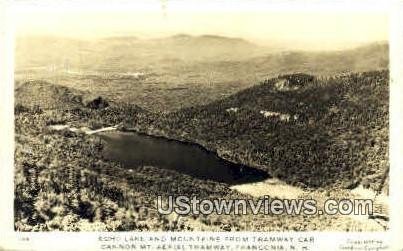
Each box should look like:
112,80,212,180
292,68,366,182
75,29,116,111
168,34,251,44
199,34,240,40
171,33,193,39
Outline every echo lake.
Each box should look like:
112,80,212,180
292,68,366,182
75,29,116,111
99,132,269,185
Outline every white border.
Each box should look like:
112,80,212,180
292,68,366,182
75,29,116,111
1,1,402,250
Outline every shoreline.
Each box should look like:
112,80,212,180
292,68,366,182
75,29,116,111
49,123,390,201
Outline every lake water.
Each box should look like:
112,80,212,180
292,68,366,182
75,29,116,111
99,132,269,185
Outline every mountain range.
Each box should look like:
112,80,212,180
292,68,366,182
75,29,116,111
16,34,388,75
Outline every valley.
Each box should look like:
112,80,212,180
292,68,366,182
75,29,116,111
14,35,389,232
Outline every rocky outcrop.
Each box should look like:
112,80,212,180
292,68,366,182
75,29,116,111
83,96,109,109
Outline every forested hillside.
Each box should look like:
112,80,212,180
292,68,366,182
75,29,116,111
14,84,238,231
14,70,389,231
153,71,389,189
14,90,348,232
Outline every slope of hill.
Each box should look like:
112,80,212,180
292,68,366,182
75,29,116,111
15,34,265,70
151,34,262,61
14,80,152,133
150,71,389,190
14,80,84,110
14,71,389,231
15,70,389,191
15,36,388,114
203,42,389,78
16,35,387,75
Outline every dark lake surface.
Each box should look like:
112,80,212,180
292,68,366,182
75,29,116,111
99,132,269,185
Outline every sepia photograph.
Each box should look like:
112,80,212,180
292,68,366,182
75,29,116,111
12,1,391,233
2,0,403,250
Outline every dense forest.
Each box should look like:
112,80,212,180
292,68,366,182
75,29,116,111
14,104,241,231
15,105,363,231
146,71,389,190
14,70,389,231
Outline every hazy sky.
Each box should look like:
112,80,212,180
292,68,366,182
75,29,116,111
14,0,389,50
